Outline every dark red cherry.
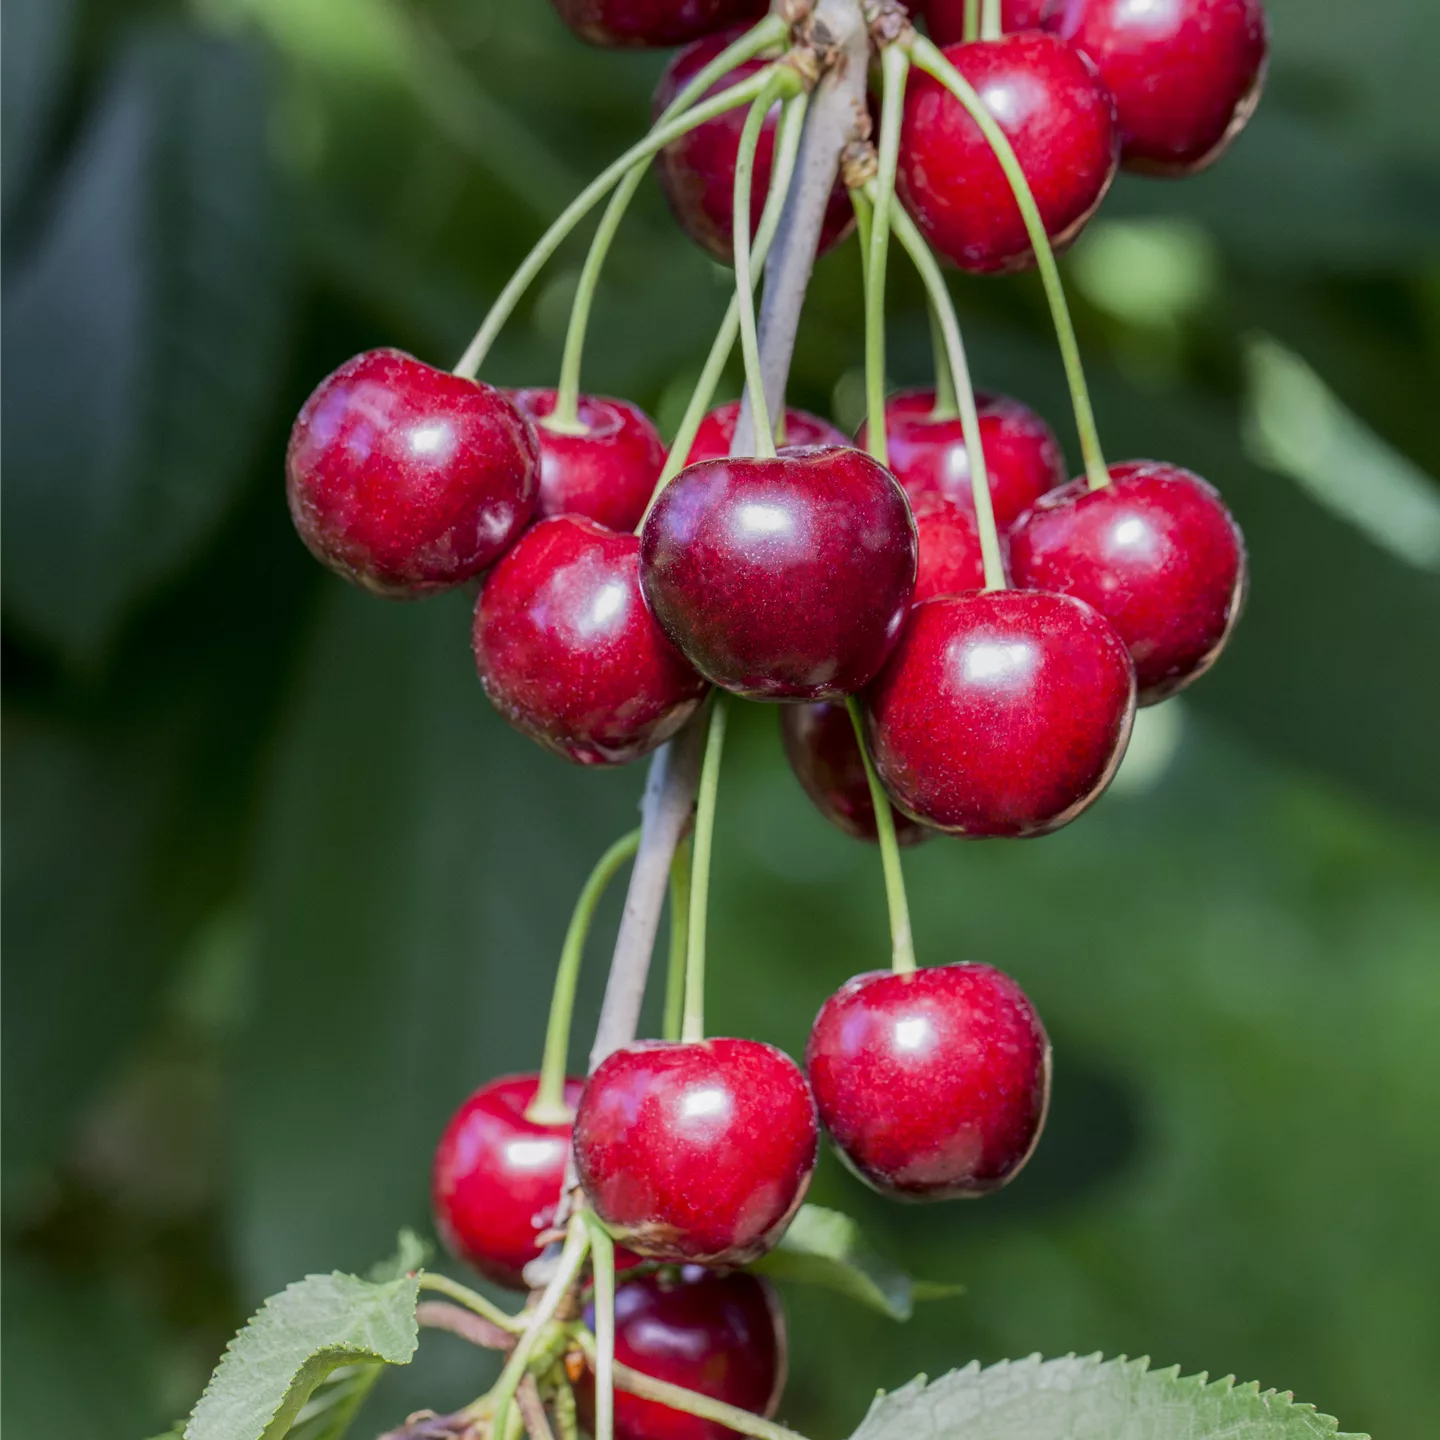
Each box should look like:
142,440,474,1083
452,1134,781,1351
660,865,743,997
573,1038,817,1265
925,0,1060,44
640,447,916,700
473,515,707,765
654,31,855,265
510,389,664,533
549,0,768,48
1009,461,1246,704
897,34,1119,274
1052,0,1268,176
913,500,990,604
781,702,932,847
286,348,538,598
806,964,1050,1199
866,589,1135,836
579,1269,786,1440
858,389,1066,530
431,1073,580,1290
682,400,848,466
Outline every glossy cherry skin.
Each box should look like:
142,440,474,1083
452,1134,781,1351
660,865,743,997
897,35,1119,275
654,32,855,266
925,0,1059,44
1009,461,1246,703
806,964,1051,1199
640,447,916,700
866,590,1135,836
579,1269,786,1440
510,389,664,533
1051,0,1268,176
431,1073,581,1290
781,702,932,847
473,515,707,765
681,400,848,466
573,1038,817,1265
549,0,768,48
286,349,538,598
913,500,990,604
859,389,1066,530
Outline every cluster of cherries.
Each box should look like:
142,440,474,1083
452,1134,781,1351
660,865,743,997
285,0,1262,1434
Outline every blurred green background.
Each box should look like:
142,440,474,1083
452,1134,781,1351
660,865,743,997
4,1,1439,1437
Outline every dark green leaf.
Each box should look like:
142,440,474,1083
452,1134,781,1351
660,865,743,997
848,1356,1369,1440
0,0,75,213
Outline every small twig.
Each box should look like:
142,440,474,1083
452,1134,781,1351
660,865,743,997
516,1375,557,1440
416,1300,516,1352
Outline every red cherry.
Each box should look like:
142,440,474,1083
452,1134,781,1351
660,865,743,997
681,400,848,466
897,34,1119,274
858,389,1066,529
926,0,1060,44
653,31,855,265
806,963,1051,1199
1052,0,1268,176
510,389,665,533
866,590,1135,836
579,1269,786,1440
286,348,538,598
573,1038,817,1265
1009,461,1246,704
781,702,933,847
549,0,769,48
473,515,707,765
431,1073,580,1290
912,500,990,604
639,447,917,700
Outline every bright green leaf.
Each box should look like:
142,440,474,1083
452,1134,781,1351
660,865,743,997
848,1356,1369,1440
182,1272,420,1440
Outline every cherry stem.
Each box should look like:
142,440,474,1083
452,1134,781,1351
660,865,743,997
963,0,981,42
662,835,692,1043
581,1212,616,1440
641,93,809,522
734,70,805,460
681,693,730,1045
453,67,780,381
845,697,916,976
907,34,1111,492
884,195,1007,590
545,14,790,434
417,1272,524,1334
980,0,1002,41
574,1331,812,1440
928,303,960,421
528,830,641,1125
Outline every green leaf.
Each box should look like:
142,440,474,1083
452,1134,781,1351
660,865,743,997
182,1272,420,1440
369,1229,431,1283
749,1205,960,1323
848,1356,1369,1440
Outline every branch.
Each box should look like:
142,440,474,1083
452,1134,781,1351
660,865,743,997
415,1300,515,1352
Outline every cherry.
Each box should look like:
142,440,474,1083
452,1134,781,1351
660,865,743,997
579,1269,786,1440
654,32,855,266
572,1037,817,1264
925,0,1060,45
865,589,1135,836
431,1073,580,1290
549,0,769,49
1008,461,1246,704
510,389,665,533
286,348,538,598
858,389,1066,530
473,515,707,765
1051,0,1268,177
681,400,848,467
640,447,916,700
912,500,990,604
781,702,932,847
806,963,1050,1199
897,34,1119,275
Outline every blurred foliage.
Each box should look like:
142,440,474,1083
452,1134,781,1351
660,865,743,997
3,1,1438,1438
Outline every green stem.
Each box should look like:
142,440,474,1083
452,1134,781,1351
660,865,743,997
927,301,960,421
680,694,730,1044
416,1273,524,1334
582,1213,616,1440
963,0,981,42
663,835,692,1043
885,196,1007,591
980,0,1002,40
845,698,916,975
907,34,1110,491
545,14,789,432
734,71,803,460
453,67,780,381
642,94,808,521
528,830,641,1124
